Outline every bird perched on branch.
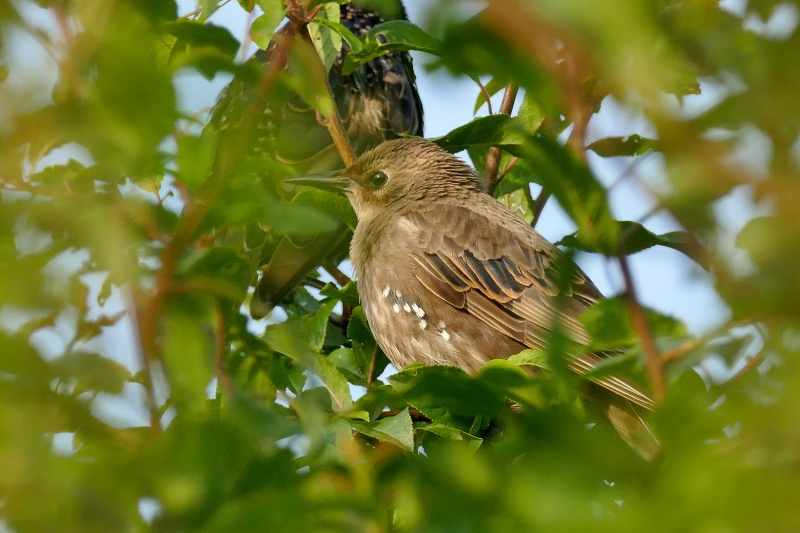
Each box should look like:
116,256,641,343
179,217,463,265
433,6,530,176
207,1,423,318
288,138,659,459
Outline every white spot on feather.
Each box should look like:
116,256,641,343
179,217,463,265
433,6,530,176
382,286,390,298
419,319,427,330
440,330,451,342
392,303,400,313
403,303,411,313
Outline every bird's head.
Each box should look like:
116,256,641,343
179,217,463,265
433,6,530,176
286,138,486,224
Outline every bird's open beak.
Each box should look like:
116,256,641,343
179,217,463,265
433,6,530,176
284,171,352,194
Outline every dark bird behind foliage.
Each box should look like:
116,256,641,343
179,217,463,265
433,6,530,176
207,1,423,319
289,138,660,460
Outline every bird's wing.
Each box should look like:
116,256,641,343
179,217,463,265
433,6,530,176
407,205,654,409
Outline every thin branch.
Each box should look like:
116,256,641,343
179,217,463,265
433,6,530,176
324,262,352,288
497,156,519,182
484,84,519,194
303,277,328,290
531,190,550,228
470,76,495,115
214,299,235,396
324,263,353,332
131,27,290,438
366,345,378,388
179,0,232,20
618,255,665,404
728,346,766,383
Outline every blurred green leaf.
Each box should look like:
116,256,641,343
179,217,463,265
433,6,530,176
349,408,415,450
557,220,710,269
343,20,443,75
581,296,688,351
319,281,360,307
587,135,657,157
50,352,131,395
287,39,334,115
162,303,215,413
250,1,286,50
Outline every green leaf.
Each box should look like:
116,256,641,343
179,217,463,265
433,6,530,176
497,188,535,224
264,303,353,411
278,299,337,352
50,353,131,395
162,304,215,413
390,365,508,422
432,114,528,153
343,20,442,75
557,220,710,269
508,349,549,370
473,77,507,114
580,297,687,351
307,3,343,72
349,408,415,451
262,192,340,235
320,281,360,308
328,348,367,386
227,394,303,441
176,246,252,301
290,188,358,231
177,133,217,190
250,5,286,51
347,307,389,385
586,135,657,157
517,90,544,131
314,17,363,53
162,21,240,59
285,38,334,115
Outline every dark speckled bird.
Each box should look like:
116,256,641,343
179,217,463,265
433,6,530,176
207,1,423,318
289,138,660,459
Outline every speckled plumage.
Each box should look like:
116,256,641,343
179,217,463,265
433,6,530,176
337,138,659,458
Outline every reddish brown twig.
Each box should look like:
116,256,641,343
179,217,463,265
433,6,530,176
485,84,519,194
132,29,290,438
471,76,495,115
618,255,665,404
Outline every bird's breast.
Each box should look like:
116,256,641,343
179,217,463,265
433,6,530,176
358,249,525,374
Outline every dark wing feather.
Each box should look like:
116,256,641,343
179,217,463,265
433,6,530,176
408,205,654,410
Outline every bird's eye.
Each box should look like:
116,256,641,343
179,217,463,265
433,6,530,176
368,171,388,189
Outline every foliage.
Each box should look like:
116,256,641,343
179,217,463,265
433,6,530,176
1,0,800,532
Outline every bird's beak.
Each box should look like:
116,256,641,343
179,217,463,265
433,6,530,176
284,171,352,194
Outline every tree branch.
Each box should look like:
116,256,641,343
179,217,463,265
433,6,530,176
618,255,665,404
484,84,519,194
131,28,289,438
290,3,358,166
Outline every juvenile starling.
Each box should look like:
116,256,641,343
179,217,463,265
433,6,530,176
290,138,659,458
207,1,423,318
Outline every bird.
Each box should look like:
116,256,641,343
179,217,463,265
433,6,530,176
288,137,660,459
206,1,423,319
